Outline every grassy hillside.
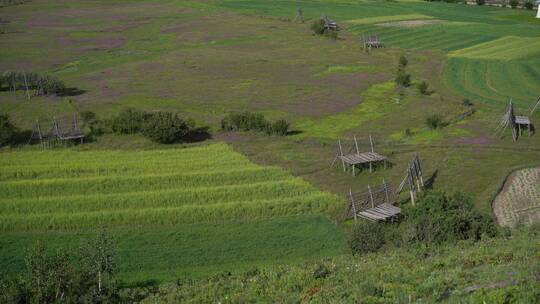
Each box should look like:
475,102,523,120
0,144,346,282
141,226,540,303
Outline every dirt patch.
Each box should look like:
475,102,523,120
454,137,492,145
492,167,540,227
376,19,443,28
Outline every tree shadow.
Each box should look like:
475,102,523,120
184,126,212,143
58,88,86,97
286,130,303,136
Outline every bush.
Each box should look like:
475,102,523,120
476,0,485,5
108,109,149,134
403,192,497,245
395,69,411,87
80,111,105,138
0,71,67,96
271,119,290,136
509,0,519,8
142,112,191,144
0,113,16,146
426,114,445,130
221,112,289,136
399,55,408,68
524,1,534,9
348,221,385,254
417,81,429,95
311,19,326,35
462,98,473,107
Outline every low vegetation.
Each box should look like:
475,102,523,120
221,111,290,136
0,113,15,147
0,71,67,96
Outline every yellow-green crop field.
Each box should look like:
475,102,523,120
0,144,346,282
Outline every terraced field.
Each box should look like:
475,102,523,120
493,167,540,228
0,144,346,282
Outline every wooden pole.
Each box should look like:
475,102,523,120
383,179,389,204
369,134,374,153
354,136,360,155
368,184,375,208
350,189,357,221
23,72,30,100
338,140,346,172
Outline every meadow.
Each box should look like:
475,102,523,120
0,144,346,282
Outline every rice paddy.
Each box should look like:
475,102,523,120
0,144,346,282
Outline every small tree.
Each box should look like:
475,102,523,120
142,112,190,144
108,109,149,134
476,0,485,5
509,0,519,8
395,69,411,87
417,81,429,95
399,55,408,68
348,221,385,254
426,114,445,130
524,1,534,9
310,19,326,35
0,113,16,146
462,98,473,107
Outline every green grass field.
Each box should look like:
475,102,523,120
0,144,346,282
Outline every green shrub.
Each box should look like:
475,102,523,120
476,0,485,5
426,114,445,130
108,109,149,134
142,112,191,144
395,69,411,87
271,119,290,136
509,0,519,8
310,19,326,35
313,264,331,279
0,113,16,147
221,112,289,136
348,221,385,254
403,192,497,245
524,1,534,9
399,55,408,68
462,98,473,107
417,81,429,95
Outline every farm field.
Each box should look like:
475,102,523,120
0,144,346,282
1,0,540,298
493,167,540,228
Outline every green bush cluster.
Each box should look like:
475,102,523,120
0,233,118,304
348,221,385,254
107,109,200,144
0,113,16,147
417,81,429,95
425,114,445,129
0,71,67,96
221,112,290,136
403,192,497,244
0,0,28,7
310,19,338,39
509,0,519,8
524,1,534,10
395,56,411,87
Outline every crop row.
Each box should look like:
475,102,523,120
0,167,292,199
449,36,540,60
0,193,343,231
0,179,319,215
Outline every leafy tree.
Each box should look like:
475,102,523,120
0,113,16,146
403,191,497,245
395,69,411,87
142,112,190,144
476,0,485,5
399,55,408,68
524,1,534,9
310,19,326,35
509,0,519,8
